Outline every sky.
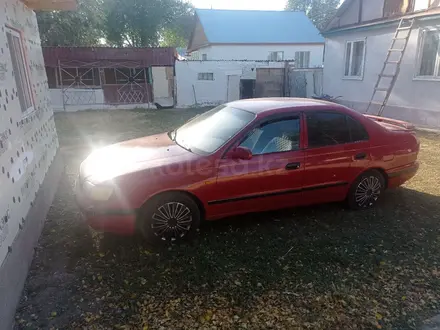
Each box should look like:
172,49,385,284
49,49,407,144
189,0,288,11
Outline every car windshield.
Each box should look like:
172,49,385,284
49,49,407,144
173,105,255,154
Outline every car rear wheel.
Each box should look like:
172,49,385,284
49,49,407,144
348,170,385,210
139,193,201,244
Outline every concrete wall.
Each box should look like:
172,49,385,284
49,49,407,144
190,44,324,66
323,20,440,127
175,60,286,107
0,0,61,326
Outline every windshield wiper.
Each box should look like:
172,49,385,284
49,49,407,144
175,139,192,153
170,130,192,152
168,130,177,141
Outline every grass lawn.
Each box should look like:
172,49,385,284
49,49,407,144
14,109,440,329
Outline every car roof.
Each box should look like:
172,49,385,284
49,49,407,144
228,98,346,114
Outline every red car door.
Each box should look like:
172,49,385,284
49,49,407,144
302,111,370,205
207,113,305,219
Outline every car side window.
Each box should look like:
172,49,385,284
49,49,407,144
306,112,351,148
240,117,300,155
347,116,369,142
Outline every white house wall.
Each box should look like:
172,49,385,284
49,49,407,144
0,0,58,266
175,60,285,107
323,21,440,127
193,44,324,66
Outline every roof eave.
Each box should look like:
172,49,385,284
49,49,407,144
187,43,211,53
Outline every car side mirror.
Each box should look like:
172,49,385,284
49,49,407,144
227,146,252,160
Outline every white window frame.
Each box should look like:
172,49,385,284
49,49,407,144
5,27,34,117
414,27,440,81
295,51,311,68
268,51,284,61
197,72,214,81
343,39,367,80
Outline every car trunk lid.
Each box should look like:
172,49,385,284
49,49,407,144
364,115,416,132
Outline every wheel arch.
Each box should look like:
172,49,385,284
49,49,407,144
350,167,388,192
139,189,206,221
365,167,388,189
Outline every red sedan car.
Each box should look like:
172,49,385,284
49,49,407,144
76,98,420,243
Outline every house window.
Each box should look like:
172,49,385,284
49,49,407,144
344,40,366,78
198,72,214,80
268,51,284,61
202,54,207,61
417,29,440,78
6,27,33,114
295,51,311,68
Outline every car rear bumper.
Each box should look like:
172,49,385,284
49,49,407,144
387,161,419,188
75,182,136,235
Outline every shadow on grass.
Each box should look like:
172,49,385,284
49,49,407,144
95,186,440,290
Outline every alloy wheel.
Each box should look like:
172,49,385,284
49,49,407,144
355,176,382,208
151,202,193,241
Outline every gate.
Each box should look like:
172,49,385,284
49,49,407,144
59,63,100,108
290,70,307,98
114,68,149,104
288,68,323,98
255,68,285,98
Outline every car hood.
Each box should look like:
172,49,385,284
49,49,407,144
80,133,196,184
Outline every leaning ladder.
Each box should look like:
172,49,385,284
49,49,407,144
365,18,414,116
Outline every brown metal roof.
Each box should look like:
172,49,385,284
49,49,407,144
21,0,77,11
43,47,176,68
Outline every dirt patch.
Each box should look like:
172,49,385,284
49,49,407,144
14,110,440,329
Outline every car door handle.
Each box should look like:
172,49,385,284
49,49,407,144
285,162,301,170
354,152,367,160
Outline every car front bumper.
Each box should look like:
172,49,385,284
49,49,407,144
75,180,136,235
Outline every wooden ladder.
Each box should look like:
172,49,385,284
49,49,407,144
365,18,414,116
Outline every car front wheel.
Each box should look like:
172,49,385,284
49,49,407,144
139,193,201,244
348,170,385,210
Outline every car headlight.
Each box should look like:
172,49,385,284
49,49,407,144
83,181,114,201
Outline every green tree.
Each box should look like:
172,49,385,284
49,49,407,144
286,0,340,31
37,0,104,46
160,3,195,48
103,0,194,47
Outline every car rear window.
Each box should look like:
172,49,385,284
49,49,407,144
347,116,369,142
306,112,351,148
306,112,369,148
